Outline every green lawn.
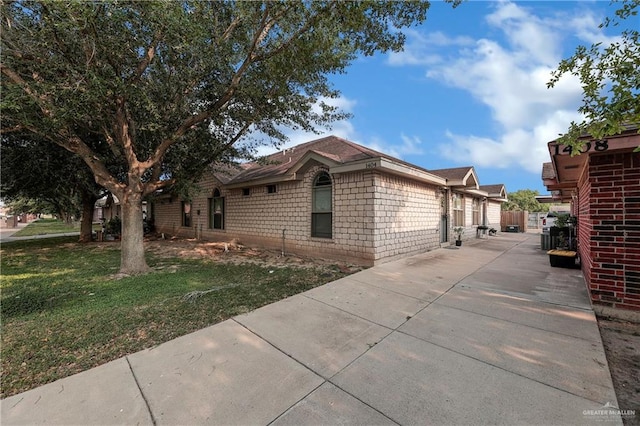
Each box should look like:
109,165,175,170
11,218,98,237
0,237,348,398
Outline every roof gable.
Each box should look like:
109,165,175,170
479,184,507,199
226,135,441,186
430,166,479,189
227,136,379,184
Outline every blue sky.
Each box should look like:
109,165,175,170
258,1,625,195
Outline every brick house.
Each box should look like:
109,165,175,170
153,136,507,265
543,128,640,312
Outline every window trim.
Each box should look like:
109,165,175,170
472,198,480,225
452,193,464,227
209,188,225,230
311,171,332,239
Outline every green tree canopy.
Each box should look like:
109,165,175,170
1,134,105,240
1,0,450,274
548,0,639,151
502,189,549,212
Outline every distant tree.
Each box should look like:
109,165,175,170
1,1,455,274
502,189,549,212
548,0,639,151
3,196,53,217
1,134,105,241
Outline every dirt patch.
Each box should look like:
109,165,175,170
143,235,364,274
597,316,640,426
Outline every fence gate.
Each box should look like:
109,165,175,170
528,212,545,230
500,211,527,232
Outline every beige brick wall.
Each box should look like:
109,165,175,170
371,173,441,261
153,195,192,238
153,167,378,264
486,200,502,230
446,193,502,241
154,167,457,265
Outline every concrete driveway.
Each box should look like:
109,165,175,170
1,233,621,425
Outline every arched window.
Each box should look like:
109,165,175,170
209,188,224,230
312,172,332,238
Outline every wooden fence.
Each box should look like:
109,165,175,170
500,210,527,232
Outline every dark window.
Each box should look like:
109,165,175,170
209,189,224,230
267,184,277,194
312,172,332,238
182,201,192,227
242,188,250,196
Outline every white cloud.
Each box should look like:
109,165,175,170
568,13,622,46
253,96,358,158
398,134,424,155
251,1,619,176
441,108,582,173
356,133,425,159
254,96,425,162
414,1,611,172
387,29,474,66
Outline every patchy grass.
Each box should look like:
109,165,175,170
1,237,349,398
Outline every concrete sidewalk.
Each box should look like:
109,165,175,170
1,233,622,425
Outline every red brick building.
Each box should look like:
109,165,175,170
543,128,640,313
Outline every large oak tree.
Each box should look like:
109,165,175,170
1,1,445,274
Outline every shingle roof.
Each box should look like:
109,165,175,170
227,135,426,184
429,167,474,181
210,162,246,184
479,184,504,194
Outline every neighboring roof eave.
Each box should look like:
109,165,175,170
460,188,489,198
544,128,640,197
431,166,480,189
535,195,557,204
479,184,507,199
95,194,120,207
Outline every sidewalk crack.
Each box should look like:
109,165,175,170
126,356,157,426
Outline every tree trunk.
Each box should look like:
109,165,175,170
79,191,97,243
119,190,150,274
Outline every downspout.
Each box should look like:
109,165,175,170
443,187,451,243
483,198,488,226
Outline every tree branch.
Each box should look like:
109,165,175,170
131,30,162,83
143,176,175,197
220,16,241,42
145,6,276,166
113,96,142,178
0,124,27,134
0,64,52,116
